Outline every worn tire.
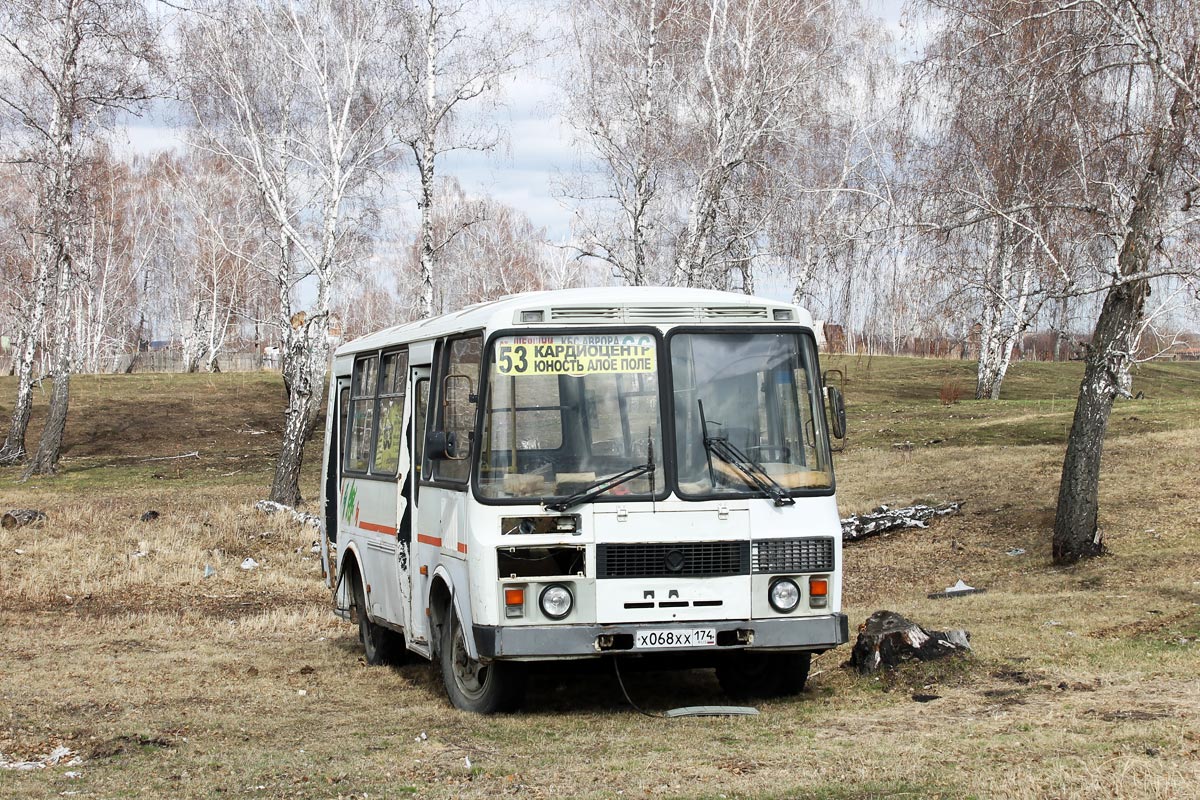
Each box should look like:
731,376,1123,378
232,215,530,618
716,651,811,699
439,611,525,713
352,574,402,666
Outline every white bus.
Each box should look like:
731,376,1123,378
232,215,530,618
319,288,849,713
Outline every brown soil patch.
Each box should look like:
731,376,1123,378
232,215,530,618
1089,607,1198,639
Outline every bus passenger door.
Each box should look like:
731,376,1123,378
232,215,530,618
400,366,431,649
322,377,350,591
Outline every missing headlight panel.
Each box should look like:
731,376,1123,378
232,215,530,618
498,545,586,579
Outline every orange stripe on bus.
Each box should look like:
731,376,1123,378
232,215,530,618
358,521,396,535
417,534,441,547
456,542,468,554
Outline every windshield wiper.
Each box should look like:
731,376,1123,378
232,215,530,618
545,438,656,513
698,399,795,507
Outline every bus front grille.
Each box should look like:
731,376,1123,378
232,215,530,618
597,541,750,579
751,537,835,574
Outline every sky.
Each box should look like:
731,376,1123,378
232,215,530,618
120,1,912,249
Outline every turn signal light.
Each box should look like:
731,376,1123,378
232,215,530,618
505,586,525,618
810,577,828,608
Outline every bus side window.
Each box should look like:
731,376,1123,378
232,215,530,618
414,378,429,482
372,349,409,475
338,385,350,457
435,334,482,483
345,355,379,473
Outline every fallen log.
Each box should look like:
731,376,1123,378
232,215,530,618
2,509,47,530
848,610,971,674
254,500,321,530
139,451,199,462
841,501,963,543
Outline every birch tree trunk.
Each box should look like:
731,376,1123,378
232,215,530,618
975,244,1035,400
672,178,719,287
1053,73,1192,564
23,238,74,477
0,244,50,465
417,140,437,319
415,7,438,320
626,0,661,287
20,11,77,476
270,310,328,506
974,221,1002,397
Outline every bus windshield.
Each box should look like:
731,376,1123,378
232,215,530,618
476,333,666,502
671,331,832,499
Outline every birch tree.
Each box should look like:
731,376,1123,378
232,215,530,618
399,0,534,317
185,0,412,505
0,0,158,473
668,0,853,289
566,0,682,285
771,113,895,309
73,157,131,374
67,152,168,374
159,154,266,374
938,0,1200,561
0,167,39,384
566,0,872,293
915,2,1090,399
1044,0,1199,563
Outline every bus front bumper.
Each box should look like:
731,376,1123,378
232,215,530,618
473,613,849,660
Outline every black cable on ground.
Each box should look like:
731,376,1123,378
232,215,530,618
611,657,759,718
611,657,666,719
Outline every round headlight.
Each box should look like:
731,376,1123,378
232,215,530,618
539,584,573,620
769,578,801,613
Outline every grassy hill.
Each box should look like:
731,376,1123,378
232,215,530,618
1,359,1198,799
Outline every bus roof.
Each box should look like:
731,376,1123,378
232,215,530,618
335,286,814,357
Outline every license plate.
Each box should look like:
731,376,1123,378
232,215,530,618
634,628,717,649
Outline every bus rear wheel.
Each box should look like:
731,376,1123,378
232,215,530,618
716,651,811,699
439,613,525,713
352,574,402,666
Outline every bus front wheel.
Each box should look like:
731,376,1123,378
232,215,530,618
439,613,525,713
716,651,811,699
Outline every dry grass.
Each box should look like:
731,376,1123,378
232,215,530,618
1,363,1199,799
938,380,963,406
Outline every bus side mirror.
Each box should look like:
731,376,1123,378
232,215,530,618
426,430,459,460
827,386,847,440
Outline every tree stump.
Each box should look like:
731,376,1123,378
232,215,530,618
849,610,971,674
2,509,47,530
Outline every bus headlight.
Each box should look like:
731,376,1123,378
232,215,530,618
539,584,573,620
768,578,801,613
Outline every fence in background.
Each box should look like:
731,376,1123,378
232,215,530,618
114,351,278,374
0,351,279,376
